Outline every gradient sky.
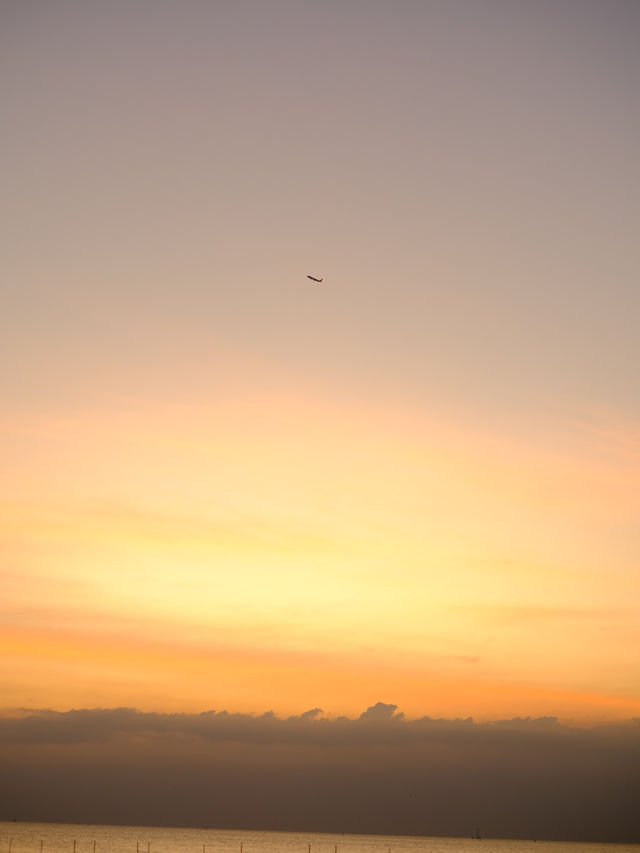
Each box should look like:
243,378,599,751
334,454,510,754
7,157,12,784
2,0,640,730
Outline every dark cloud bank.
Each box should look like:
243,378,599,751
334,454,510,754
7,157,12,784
2,704,639,843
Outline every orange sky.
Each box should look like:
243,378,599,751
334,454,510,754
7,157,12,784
3,386,639,723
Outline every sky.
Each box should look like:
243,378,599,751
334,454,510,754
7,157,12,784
1,0,640,839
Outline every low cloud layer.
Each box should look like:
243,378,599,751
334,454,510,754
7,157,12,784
2,705,639,843
0,703,565,746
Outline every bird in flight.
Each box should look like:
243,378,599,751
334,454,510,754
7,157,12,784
307,275,323,283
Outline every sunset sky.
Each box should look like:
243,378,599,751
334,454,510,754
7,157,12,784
2,0,640,731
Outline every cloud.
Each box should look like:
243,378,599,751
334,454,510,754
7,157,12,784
0,704,578,747
358,701,404,722
1,704,638,749
1,706,639,842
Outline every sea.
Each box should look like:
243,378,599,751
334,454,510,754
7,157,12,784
0,824,636,853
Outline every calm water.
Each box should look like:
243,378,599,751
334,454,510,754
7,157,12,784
0,824,636,853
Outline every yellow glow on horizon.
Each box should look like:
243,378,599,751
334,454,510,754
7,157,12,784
2,620,637,725
2,390,639,723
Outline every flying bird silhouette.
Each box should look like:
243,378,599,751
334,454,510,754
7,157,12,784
307,275,323,283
